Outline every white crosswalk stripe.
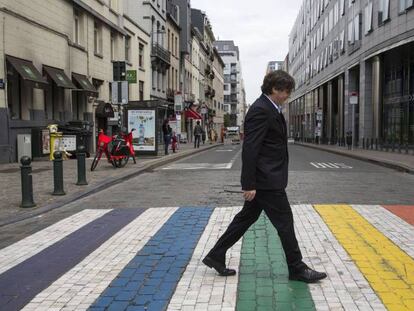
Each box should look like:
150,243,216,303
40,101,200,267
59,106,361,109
352,204,414,259
0,209,111,275
294,204,386,311
22,207,177,311
310,162,353,169
168,206,242,310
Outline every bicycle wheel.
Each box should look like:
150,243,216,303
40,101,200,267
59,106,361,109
113,156,129,168
90,149,103,171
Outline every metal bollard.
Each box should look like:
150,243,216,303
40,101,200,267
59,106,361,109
20,156,36,208
76,145,88,186
398,141,401,153
406,143,409,154
375,138,378,150
52,151,65,196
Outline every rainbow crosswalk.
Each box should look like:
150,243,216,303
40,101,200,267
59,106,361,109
0,204,413,311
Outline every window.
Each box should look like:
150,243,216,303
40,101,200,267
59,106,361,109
399,0,414,13
175,37,178,57
139,81,144,100
125,36,131,62
139,43,144,68
348,20,354,45
73,9,80,45
340,0,345,16
378,0,390,25
94,21,103,55
365,2,373,34
224,84,229,91
354,14,360,41
110,32,115,60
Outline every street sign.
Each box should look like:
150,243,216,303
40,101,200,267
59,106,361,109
174,93,183,111
201,107,207,115
126,70,137,84
349,92,358,105
112,81,129,105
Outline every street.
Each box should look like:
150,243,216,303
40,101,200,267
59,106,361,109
0,144,413,311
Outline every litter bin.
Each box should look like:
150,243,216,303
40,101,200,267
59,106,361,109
59,121,93,156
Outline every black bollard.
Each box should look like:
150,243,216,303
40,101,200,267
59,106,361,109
362,138,365,149
76,145,88,186
375,138,378,150
406,143,409,154
20,156,36,208
52,151,65,196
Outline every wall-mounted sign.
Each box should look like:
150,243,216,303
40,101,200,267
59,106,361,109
126,70,137,84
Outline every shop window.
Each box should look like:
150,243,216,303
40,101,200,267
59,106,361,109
7,65,22,120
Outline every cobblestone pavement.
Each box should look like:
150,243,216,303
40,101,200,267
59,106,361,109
0,142,218,225
0,204,413,311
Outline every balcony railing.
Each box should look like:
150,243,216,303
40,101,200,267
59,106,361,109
151,43,171,66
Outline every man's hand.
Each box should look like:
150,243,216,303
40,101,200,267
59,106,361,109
243,190,256,202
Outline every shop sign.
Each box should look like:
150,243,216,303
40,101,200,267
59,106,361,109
126,70,137,84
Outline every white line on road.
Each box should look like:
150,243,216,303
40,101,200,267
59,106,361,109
22,207,177,311
310,162,353,169
0,209,112,275
168,206,242,310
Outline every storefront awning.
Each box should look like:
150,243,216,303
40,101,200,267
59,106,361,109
6,55,48,87
43,65,75,89
185,109,203,120
72,73,98,95
95,101,115,118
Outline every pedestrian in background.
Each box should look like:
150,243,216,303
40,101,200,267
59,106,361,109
162,119,171,155
202,129,206,145
346,131,352,150
171,131,178,153
193,120,203,148
202,70,327,283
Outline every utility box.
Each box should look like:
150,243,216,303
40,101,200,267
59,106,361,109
17,134,32,160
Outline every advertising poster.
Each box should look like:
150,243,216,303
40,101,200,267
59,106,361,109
42,129,50,154
128,110,156,151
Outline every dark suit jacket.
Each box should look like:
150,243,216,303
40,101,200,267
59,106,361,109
241,94,289,191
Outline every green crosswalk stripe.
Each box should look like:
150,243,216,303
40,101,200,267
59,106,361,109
237,215,316,311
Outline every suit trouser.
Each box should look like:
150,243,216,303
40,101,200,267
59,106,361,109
207,190,306,273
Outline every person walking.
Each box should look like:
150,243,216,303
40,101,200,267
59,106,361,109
346,131,352,150
162,119,171,155
193,120,203,148
202,70,327,283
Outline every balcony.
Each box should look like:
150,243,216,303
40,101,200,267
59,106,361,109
205,64,211,75
209,71,215,80
151,43,171,67
205,85,212,96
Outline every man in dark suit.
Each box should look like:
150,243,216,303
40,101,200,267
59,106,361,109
202,70,327,283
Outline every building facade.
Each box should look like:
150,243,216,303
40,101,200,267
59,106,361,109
212,48,225,136
266,61,284,74
288,0,414,146
0,0,151,163
214,40,246,128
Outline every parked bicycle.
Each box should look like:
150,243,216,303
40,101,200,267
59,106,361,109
90,128,136,171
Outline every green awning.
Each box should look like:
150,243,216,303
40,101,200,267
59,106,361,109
72,73,98,95
43,65,75,89
6,55,48,87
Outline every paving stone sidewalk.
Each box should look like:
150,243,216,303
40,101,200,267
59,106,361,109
0,142,221,227
296,142,414,174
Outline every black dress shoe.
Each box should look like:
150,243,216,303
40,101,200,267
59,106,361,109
289,268,327,283
202,256,236,276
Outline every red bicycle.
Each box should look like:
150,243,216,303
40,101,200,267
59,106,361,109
90,129,136,171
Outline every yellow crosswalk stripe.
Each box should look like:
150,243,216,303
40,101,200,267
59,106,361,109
314,204,414,311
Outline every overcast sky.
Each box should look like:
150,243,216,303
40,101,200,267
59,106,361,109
191,0,302,105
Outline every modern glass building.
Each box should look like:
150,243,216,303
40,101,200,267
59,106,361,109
288,0,414,146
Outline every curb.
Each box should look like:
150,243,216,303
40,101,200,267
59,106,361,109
296,143,414,174
0,144,222,228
